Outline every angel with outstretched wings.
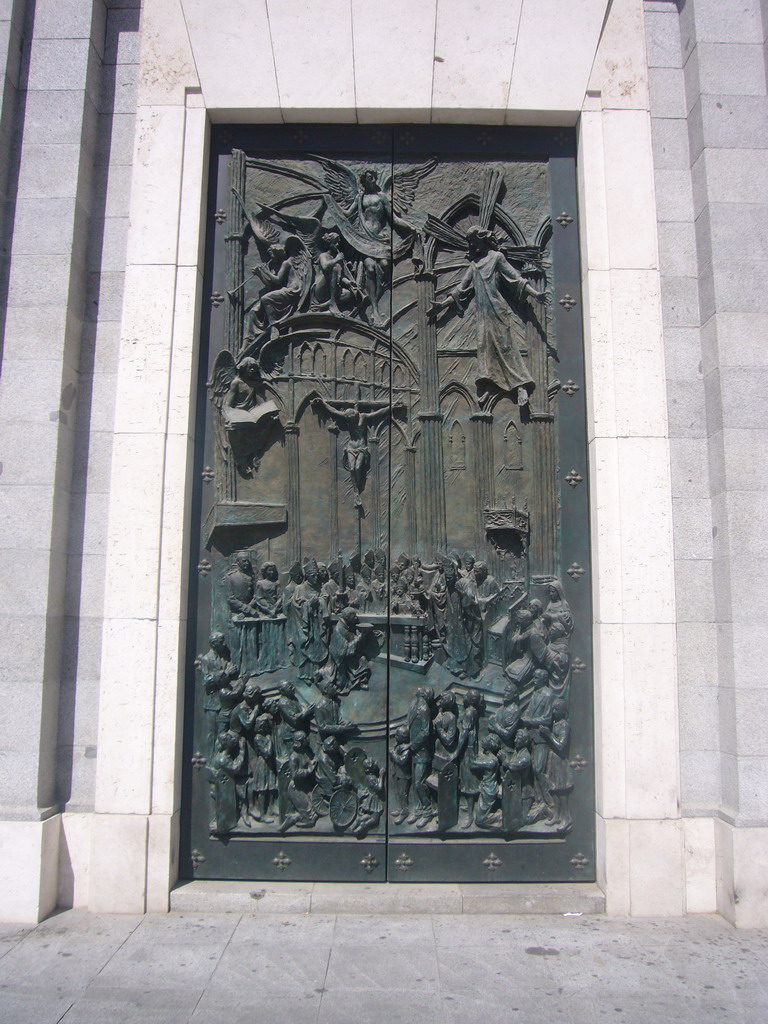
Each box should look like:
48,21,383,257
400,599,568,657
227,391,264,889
228,190,314,338
207,352,280,478
310,156,436,325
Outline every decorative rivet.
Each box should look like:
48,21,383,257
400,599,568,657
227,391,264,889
556,211,573,228
559,294,577,312
572,657,587,674
293,129,308,144
214,209,227,224
483,852,502,872
570,852,589,871
273,851,292,871
210,292,225,307
360,853,379,874
565,469,583,488
567,562,585,580
562,379,580,396
191,849,206,870
477,130,492,147
570,754,588,772
395,852,413,873
201,466,215,483
197,558,212,577
191,751,206,771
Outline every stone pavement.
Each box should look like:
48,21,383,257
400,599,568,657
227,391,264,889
1,910,767,1024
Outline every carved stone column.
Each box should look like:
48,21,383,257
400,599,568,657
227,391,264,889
415,270,447,555
285,422,301,564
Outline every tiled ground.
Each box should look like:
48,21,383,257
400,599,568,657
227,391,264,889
0,911,767,1023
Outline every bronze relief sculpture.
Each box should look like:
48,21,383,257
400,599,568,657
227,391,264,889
187,127,593,882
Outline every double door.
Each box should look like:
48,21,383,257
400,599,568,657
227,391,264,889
182,125,594,882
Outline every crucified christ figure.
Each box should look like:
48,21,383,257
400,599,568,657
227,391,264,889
311,396,404,506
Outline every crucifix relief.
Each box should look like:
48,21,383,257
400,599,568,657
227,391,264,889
311,395,404,507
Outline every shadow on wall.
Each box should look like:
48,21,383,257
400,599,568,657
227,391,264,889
56,5,141,817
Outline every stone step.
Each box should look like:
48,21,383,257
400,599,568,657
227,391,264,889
171,880,605,916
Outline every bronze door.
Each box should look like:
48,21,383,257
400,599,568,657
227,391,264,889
182,126,594,883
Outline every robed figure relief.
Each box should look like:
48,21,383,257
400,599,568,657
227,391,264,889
189,131,592,884
429,225,547,405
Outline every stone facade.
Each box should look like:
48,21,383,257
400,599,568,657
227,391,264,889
0,0,765,925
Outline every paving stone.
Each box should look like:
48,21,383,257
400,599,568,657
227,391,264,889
317,991,440,1024
323,942,439,992
228,912,336,947
0,989,75,1024
62,987,201,1024
0,912,142,993
190,992,323,1024
0,910,766,1024
332,913,435,947
205,941,333,996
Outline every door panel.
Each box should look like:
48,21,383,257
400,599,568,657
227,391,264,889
182,126,594,884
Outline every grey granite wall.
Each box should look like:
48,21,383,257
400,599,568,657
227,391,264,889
57,0,140,813
0,0,139,820
645,0,768,827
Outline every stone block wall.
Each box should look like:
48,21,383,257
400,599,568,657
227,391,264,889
0,0,139,920
645,0,768,926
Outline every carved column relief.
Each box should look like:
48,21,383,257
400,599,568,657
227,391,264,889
529,415,557,579
415,269,447,556
369,433,382,548
227,149,246,359
328,425,340,558
285,422,301,564
404,443,417,553
527,302,557,579
470,412,494,549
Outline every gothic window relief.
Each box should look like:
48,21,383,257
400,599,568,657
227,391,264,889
448,420,467,471
504,419,524,471
184,126,593,883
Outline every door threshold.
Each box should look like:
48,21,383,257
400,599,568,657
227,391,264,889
171,880,605,915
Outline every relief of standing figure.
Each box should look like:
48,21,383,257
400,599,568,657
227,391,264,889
252,561,286,673
457,689,483,829
427,225,546,405
539,698,574,833
389,725,412,825
290,559,327,681
408,686,435,828
208,731,247,834
197,632,239,759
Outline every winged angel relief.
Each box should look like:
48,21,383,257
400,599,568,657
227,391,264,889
230,156,436,332
207,354,280,478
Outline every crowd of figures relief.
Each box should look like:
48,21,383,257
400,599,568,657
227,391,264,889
195,146,584,843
